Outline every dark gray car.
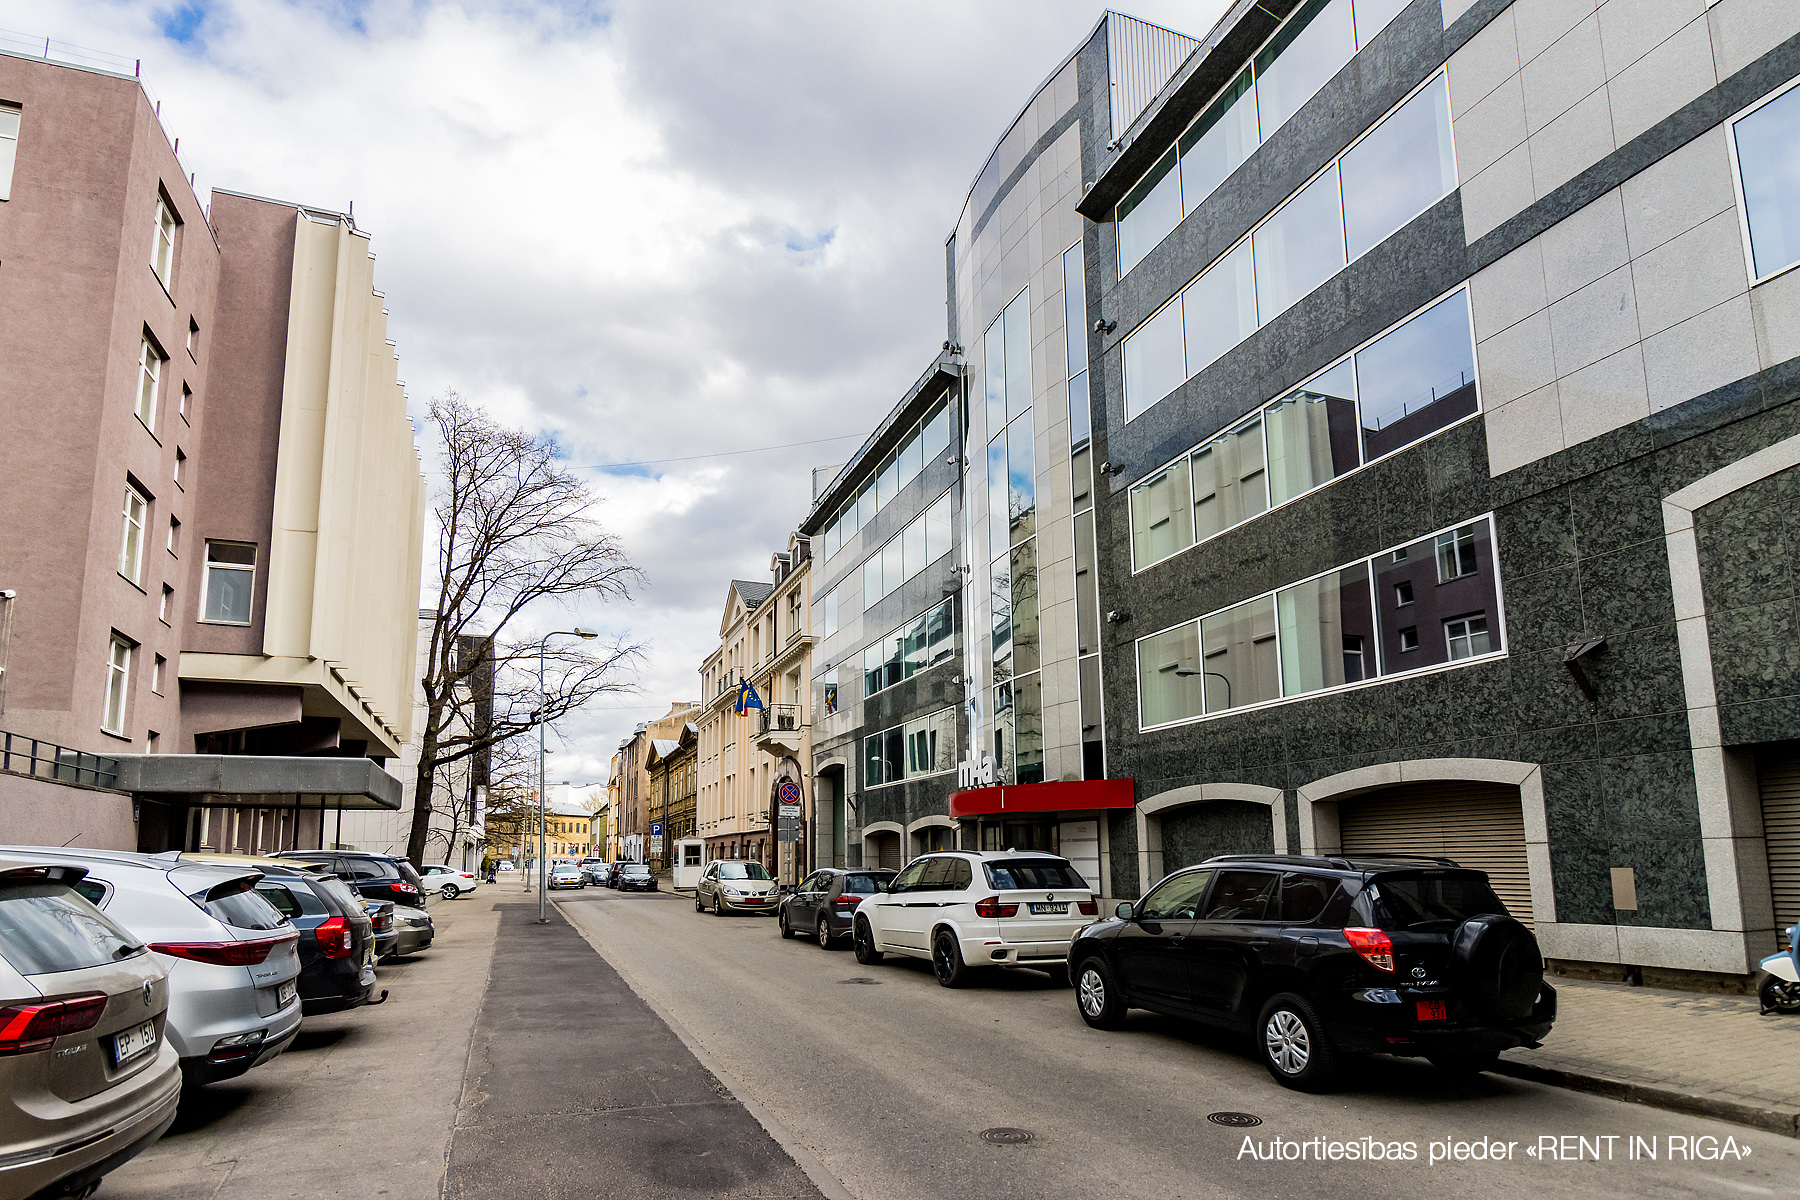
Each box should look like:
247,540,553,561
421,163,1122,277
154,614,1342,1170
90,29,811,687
778,869,895,947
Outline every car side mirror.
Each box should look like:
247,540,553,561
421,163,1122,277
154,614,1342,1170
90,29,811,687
1115,901,1135,921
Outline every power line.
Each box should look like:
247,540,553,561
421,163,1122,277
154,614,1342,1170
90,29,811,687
584,433,861,471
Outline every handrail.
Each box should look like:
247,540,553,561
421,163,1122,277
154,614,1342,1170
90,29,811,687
0,731,120,788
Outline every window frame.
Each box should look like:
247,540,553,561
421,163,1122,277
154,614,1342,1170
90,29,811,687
136,333,165,430
1726,73,1800,288
152,194,178,288
102,635,132,735
118,483,149,586
0,102,20,204
199,539,257,627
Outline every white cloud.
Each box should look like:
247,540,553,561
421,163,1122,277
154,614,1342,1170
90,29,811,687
21,0,1224,778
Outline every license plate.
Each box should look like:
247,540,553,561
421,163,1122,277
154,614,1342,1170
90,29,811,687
1416,998,1447,1021
1030,902,1068,915
745,897,764,904
278,980,297,1008
113,1020,157,1065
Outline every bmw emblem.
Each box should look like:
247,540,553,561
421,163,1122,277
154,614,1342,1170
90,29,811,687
1046,893,1054,902
1411,967,1427,979
142,980,154,1007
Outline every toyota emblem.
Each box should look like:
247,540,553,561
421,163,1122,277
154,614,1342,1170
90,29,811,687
142,980,154,1007
1410,967,1427,979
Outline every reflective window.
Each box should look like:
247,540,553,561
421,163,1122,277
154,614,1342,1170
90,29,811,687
1734,83,1800,281
926,490,952,562
822,399,952,562
1130,462,1193,569
1137,622,1204,727
1276,562,1376,696
1265,359,1357,505
860,491,954,610
1010,539,1039,677
987,437,1009,554
1253,164,1345,321
0,105,18,203
1352,0,1408,47
1377,521,1497,673
1254,0,1355,141
1355,290,1476,461
862,598,954,698
1201,596,1279,712
876,456,897,508
1183,240,1258,378
1118,147,1183,275
1063,244,1089,380
0,882,139,976
922,399,951,462
1013,673,1044,784
1006,414,1035,547
1281,873,1337,923
1340,74,1454,260
1180,70,1258,217
1004,291,1033,424
1445,613,1490,660
1200,870,1279,921
1140,870,1214,920
202,541,256,624
1123,299,1187,421
865,707,957,787
1191,418,1268,541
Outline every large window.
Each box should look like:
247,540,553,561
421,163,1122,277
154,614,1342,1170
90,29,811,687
103,636,131,735
1122,72,1455,420
860,490,952,610
864,707,956,787
1136,516,1503,728
136,334,164,428
1128,288,1475,570
1113,0,1410,276
201,540,255,625
862,598,954,698
821,398,951,560
814,587,838,637
118,485,148,584
0,104,18,203
152,196,178,288
1732,81,1800,283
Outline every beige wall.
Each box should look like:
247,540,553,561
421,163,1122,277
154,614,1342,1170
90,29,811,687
0,773,135,850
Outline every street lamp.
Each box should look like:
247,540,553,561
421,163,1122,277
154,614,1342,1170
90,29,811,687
537,627,597,923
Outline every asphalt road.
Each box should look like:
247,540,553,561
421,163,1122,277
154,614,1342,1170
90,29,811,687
559,885,1800,1200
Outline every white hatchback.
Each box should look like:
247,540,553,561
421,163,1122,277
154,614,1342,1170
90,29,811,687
419,865,479,899
851,852,1096,987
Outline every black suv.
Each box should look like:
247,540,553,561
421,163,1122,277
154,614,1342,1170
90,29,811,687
1069,855,1554,1091
273,851,426,908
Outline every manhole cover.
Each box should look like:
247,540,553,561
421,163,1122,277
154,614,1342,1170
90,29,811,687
979,1127,1035,1145
837,977,882,985
1207,1112,1262,1128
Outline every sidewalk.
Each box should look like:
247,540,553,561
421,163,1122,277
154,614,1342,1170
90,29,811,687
1500,976,1800,1134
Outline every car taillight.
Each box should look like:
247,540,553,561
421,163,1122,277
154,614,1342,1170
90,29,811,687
1077,900,1098,916
150,932,299,967
1344,927,1396,972
974,896,1019,918
391,881,419,895
833,895,863,906
315,917,354,959
371,912,390,931
0,994,108,1055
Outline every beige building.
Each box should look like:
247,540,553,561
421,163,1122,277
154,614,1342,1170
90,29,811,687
0,49,424,851
696,535,815,882
613,702,699,863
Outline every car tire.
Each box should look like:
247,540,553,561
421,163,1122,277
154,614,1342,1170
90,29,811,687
713,895,724,917
1075,957,1128,1030
817,916,834,949
1257,992,1339,1092
853,917,883,964
932,929,972,988
442,884,459,900
695,894,705,913
1428,1051,1501,1077
779,909,794,938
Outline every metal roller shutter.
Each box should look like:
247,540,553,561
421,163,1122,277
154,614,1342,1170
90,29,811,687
1758,746,1800,947
874,832,901,871
1338,782,1533,928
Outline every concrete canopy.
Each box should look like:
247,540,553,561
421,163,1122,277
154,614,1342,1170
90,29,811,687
112,754,402,810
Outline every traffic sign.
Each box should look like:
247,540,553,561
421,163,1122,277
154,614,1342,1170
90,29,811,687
650,822,664,836
777,779,801,806
778,804,801,818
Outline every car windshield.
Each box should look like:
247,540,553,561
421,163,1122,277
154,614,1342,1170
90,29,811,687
1368,873,1508,929
193,877,290,931
553,866,579,875
984,860,1087,890
0,880,141,975
312,876,364,915
840,874,885,894
622,865,650,876
717,863,770,880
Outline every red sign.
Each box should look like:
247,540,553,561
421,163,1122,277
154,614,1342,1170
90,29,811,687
1416,999,1447,1021
947,777,1135,819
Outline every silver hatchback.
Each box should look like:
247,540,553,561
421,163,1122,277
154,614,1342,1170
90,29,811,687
0,848,303,1088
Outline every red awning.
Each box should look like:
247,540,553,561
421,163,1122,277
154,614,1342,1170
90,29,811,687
948,778,1135,820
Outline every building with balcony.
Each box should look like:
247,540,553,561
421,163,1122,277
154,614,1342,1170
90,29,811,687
615,701,699,863
1072,0,1800,983
0,47,425,853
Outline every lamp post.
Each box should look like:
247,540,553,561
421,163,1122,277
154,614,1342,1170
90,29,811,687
537,627,597,923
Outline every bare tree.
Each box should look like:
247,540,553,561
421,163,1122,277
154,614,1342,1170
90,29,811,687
406,392,642,866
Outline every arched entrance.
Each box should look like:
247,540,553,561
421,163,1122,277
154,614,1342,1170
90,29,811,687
863,821,902,871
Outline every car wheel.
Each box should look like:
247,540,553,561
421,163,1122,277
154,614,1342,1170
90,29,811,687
1075,957,1128,1029
442,884,459,900
817,917,834,949
779,909,794,939
1257,992,1339,1092
1428,1051,1501,1077
713,895,724,917
853,917,883,964
931,930,972,988
695,893,704,913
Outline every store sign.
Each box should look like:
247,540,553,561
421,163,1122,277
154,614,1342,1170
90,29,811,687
957,754,997,789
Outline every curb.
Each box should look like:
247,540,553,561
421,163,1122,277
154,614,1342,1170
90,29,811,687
1494,1058,1800,1137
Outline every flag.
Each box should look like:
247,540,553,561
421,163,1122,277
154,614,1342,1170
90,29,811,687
735,680,764,714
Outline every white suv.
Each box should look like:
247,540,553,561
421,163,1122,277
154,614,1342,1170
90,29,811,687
851,851,1096,987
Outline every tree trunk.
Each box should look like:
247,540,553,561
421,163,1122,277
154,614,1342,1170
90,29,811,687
406,719,442,865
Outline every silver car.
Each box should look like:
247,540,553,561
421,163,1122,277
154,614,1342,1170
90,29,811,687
0,857,181,1199
0,848,303,1088
694,860,776,915
386,905,434,957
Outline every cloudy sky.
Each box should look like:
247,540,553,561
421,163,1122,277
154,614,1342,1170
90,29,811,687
18,0,1224,779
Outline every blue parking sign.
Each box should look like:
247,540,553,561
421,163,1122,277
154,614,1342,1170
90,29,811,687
650,822,663,836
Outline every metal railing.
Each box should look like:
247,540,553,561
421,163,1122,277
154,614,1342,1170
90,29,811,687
0,731,120,788
758,704,802,735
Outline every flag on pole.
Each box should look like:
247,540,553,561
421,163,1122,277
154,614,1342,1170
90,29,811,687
734,679,764,714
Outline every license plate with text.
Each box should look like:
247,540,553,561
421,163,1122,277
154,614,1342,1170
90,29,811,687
113,1020,157,1064
278,980,297,1007
1416,999,1447,1021
1030,902,1068,915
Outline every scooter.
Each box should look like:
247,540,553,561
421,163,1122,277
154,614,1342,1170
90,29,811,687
1759,923,1800,1014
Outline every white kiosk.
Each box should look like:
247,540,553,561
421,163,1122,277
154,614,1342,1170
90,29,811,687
672,838,707,891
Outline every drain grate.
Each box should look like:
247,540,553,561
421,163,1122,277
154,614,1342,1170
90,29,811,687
837,977,882,985
1206,1112,1262,1128
979,1127,1035,1145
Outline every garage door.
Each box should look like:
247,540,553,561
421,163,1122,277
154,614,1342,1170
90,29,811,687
871,831,901,871
1759,745,1800,947
1338,781,1533,928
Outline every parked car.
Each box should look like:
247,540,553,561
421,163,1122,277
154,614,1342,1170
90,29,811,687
364,900,398,960
603,862,629,888
0,857,182,1200
1068,855,1557,1091
387,906,435,957
182,855,379,1016
615,863,657,893
272,851,427,908
548,864,586,891
778,868,895,948
695,861,775,915
495,861,516,873
851,852,1094,987
0,848,304,1087
419,864,479,899
581,862,611,886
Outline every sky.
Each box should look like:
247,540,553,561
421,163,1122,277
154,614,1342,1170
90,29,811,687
13,0,1225,781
